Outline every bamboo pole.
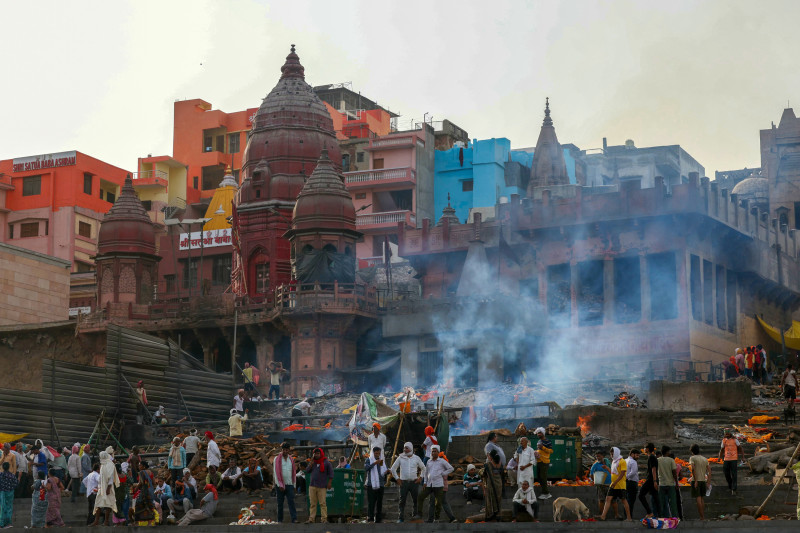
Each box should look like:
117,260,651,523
390,390,412,464
754,440,800,517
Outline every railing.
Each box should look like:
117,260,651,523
132,170,168,188
271,281,378,314
356,210,415,227
344,167,415,186
368,135,415,149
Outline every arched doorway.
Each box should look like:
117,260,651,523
187,339,204,363
238,336,257,369
213,339,232,373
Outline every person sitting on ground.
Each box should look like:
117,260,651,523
205,464,222,489
242,458,264,493
181,468,197,498
463,464,483,504
599,447,632,521
154,476,172,515
228,408,249,438
221,458,243,492
167,480,194,520
511,479,538,522
177,484,217,526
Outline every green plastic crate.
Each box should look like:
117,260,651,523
306,468,366,517
536,435,580,480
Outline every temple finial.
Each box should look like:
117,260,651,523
543,97,553,127
447,192,451,208
291,44,296,53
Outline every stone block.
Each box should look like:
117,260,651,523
648,380,751,412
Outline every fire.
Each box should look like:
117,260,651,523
577,413,594,436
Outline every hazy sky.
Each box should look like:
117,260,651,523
3,0,799,176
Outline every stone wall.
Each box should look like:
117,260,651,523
558,405,674,441
648,379,751,412
0,242,71,325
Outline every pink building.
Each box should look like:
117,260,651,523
343,125,435,263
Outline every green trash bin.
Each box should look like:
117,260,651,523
536,435,580,480
306,468,366,518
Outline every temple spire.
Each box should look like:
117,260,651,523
543,97,553,127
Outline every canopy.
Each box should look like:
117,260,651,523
0,432,28,443
756,315,800,350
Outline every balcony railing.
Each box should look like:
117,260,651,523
344,167,415,187
132,170,168,188
356,210,416,228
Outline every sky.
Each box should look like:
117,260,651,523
2,0,799,176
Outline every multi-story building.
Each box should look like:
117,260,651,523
0,151,129,313
0,242,71,325
343,125,435,262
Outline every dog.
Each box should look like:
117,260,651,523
785,406,797,425
552,497,592,522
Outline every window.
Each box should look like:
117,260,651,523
519,277,539,301
726,270,737,332
20,222,39,238
703,260,713,325
75,261,93,273
164,274,176,294
716,265,726,330
690,255,702,321
389,190,412,211
204,136,213,152
648,252,678,321
418,351,443,387
182,258,199,289
45,221,48,236
462,179,474,192
342,154,351,172
99,188,104,199
547,263,571,327
212,255,232,285
22,176,41,196
141,200,152,211
106,191,115,203
83,173,93,195
256,263,270,293
193,176,199,189
577,260,604,326
78,221,91,238
373,158,384,169
355,192,366,200
614,257,641,323
7,224,13,239
228,133,240,154
356,152,365,163
202,166,224,190
456,349,479,387
795,202,800,230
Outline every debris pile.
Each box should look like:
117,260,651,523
607,391,647,409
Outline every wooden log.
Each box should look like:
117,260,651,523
747,446,795,473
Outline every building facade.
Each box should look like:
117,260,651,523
0,242,71,325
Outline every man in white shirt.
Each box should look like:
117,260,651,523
204,432,221,470
82,463,101,525
233,390,246,413
368,423,387,460
391,442,425,522
417,445,453,523
625,449,641,517
273,442,298,523
781,364,797,409
365,447,388,523
182,430,200,466
221,458,242,492
512,480,538,522
514,437,536,487
291,399,314,426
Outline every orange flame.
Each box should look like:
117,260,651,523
577,413,594,436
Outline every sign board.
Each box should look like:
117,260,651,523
179,228,232,250
12,151,77,173
69,307,91,317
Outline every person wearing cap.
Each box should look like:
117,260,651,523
134,380,149,424
417,445,453,523
273,442,298,523
368,423,387,460
534,428,552,499
182,430,200,467
228,408,249,438
717,430,742,495
462,464,482,504
390,442,425,522
204,432,221,470
365,446,388,523
167,437,186,489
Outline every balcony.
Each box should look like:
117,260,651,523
344,167,416,190
356,210,416,231
366,134,418,151
132,170,168,188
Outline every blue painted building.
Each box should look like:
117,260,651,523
434,138,579,223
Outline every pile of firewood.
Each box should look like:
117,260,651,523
607,391,647,409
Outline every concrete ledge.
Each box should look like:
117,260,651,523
558,405,674,440
649,380,752,412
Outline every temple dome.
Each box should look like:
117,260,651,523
240,45,341,203
97,175,156,255
290,150,357,234
731,173,769,210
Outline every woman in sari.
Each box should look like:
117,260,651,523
46,470,65,526
130,471,159,526
481,449,503,522
30,471,49,528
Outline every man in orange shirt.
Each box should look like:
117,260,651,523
717,431,742,495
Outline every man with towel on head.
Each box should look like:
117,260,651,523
204,432,221,471
391,442,425,522
91,447,119,526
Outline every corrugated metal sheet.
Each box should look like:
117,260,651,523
0,325,233,447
